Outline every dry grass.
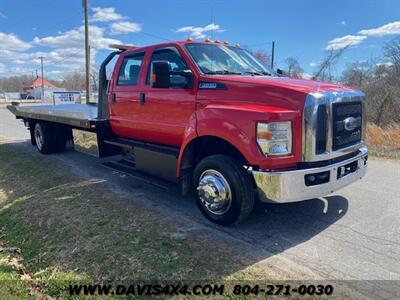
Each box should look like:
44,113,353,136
0,141,280,299
365,122,400,159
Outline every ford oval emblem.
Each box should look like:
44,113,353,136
344,117,359,131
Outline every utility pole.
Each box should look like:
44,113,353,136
271,41,275,69
83,0,90,103
38,56,44,99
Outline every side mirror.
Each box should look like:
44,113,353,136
151,61,170,88
276,68,285,76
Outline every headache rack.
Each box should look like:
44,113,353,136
109,44,138,51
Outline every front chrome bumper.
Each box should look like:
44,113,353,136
252,147,368,203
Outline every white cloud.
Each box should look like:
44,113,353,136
326,35,366,50
0,48,88,71
359,21,400,36
5,26,121,72
376,62,394,67
12,59,26,65
176,23,223,39
309,61,320,67
341,21,346,25
32,25,121,50
91,7,124,23
0,33,32,51
110,21,142,34
0,11,7,19
0,63,5,73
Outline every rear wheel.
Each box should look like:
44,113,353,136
34,122,55,154
193,154,255,225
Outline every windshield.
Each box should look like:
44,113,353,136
185,43,274,76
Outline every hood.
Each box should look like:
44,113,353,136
208,75,355,94
197,75,357,111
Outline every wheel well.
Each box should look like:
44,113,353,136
181,136,247,169
179,136,251,194
27,119,73,145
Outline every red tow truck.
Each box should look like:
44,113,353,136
8,40,368,225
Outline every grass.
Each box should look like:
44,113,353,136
366,122,400,159
0,141,272,299
0,252,35,300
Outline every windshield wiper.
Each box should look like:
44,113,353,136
204,70,242,75
243,71,272,76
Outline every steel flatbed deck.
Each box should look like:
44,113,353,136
7,103,108,130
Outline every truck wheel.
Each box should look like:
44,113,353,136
193,154,255,225
34,122,55,154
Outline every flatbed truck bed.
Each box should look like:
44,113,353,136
7,103,107,130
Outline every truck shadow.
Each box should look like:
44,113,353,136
0,139,350,286
225,196,348,254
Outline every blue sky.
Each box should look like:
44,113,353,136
0,0,399,79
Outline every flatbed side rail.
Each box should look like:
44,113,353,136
6,104,107,130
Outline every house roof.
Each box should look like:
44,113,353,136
24,77,56,89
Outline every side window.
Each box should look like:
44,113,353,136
147,48,188,88
117,52,144,86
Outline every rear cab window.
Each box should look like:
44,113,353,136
117,52,145,86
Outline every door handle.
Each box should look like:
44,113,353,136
139,93,145,105
111,93,116,103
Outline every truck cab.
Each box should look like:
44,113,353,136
8,40,368,225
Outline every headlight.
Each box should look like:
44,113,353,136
257,122,292,156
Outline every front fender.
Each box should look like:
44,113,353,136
177,104,302,176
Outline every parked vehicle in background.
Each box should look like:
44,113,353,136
8,40,368,225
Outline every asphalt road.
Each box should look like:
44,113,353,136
1,106,400,296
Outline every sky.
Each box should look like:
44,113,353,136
0,0,399,79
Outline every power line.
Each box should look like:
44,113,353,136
245,41,273,48
139,31,172,42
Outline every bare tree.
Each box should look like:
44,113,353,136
313,46,348,81
384,37,400,75
341,55,400,126
284,57,304,78
341,61,372,88
90,65,99,93
0,75,33,93
59,72,85,91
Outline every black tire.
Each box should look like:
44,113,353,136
34,122,56,154
193,154,255,225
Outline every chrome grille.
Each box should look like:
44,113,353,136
332,102,362,150
303,91,366,162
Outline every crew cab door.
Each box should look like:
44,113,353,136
139,47,196,147
109,51,145,138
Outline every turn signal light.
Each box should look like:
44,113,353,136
256,132,273,140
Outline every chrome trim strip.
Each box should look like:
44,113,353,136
303,91,366,162
253,146,368,203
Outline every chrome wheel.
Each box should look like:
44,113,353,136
197,169,232,215
34,126,43,151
